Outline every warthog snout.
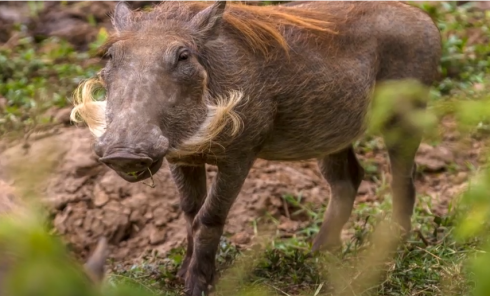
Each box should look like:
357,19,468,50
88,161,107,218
94,129,169,182
99,153,153,174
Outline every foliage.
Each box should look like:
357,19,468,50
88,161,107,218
1,1,490,296
0,29,101,137
415,1,490,97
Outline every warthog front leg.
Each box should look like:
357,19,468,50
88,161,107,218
169,164,208,281
185,156,255,296
312,146,364,252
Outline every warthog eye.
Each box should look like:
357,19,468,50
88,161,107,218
178,50,190,61
104,50,113,60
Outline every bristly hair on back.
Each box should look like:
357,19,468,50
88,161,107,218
99,1,339,58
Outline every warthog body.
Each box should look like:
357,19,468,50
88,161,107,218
71,1,441,295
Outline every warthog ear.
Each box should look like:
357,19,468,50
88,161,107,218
190,1,227,44
83,237,109,283
112,1,132,32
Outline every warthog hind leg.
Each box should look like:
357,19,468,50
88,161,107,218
383,122,421,237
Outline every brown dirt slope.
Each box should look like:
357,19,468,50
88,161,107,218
0,117,475,266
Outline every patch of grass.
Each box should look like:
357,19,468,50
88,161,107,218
106,238,241,296
104,189,481,296
0,29,103,137
107,255,183,296
413,1,490,97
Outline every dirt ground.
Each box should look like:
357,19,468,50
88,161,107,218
0,114,476,267
0,1,483,268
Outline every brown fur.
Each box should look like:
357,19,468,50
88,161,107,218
71,2,442,296
101,2,339,57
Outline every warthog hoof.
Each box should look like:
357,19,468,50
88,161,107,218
185,271,213,296
177,257,191,283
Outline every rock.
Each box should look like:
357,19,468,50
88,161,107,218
93,183,110,207
130,209,144,223
0,4,28,43
231,232,251,245
270,196,283,208
153,207,170,226
138,238,150,248
357,181,372,195
144,212,153,220
477,1,490,10
149,226,167,245
122,193,148,212
75,218,83,227
435,146,455,163
278,216,299,232
416,143,455,172
416,157,446,172
417,143,434,154
453,172,468,185
54,107,73,125
310,186,321,197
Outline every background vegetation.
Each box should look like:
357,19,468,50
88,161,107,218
1,1,490,296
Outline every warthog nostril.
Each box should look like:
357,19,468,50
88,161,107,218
99,152,153,174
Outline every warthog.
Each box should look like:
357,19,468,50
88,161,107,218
71,1,441,295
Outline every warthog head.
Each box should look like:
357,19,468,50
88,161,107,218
71,1,244,182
